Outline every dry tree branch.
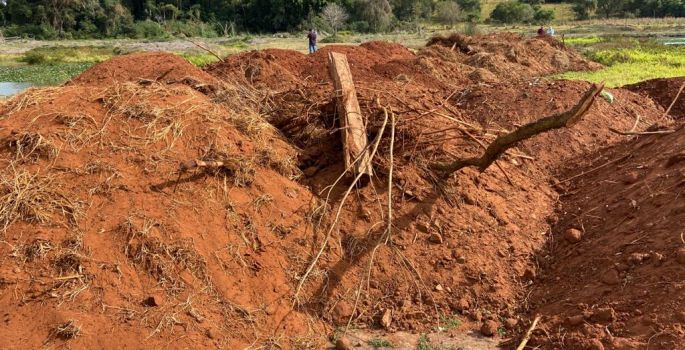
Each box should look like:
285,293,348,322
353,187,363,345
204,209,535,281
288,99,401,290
182,37,225,63
432,83,604,175
663,80,685,118
516,315,541,350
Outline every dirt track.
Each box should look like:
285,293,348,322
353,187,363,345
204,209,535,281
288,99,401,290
0,33,683,349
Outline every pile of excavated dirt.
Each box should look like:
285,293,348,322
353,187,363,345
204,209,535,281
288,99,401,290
523,124,685,350
426,33,602,80
625,77,685,118
0,61,319,349
69,51,218,86
0,35,677,349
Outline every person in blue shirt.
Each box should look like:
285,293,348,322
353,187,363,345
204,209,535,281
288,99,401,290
307,29,318,54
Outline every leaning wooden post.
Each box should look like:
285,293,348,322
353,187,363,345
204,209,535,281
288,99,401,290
328,52,373,177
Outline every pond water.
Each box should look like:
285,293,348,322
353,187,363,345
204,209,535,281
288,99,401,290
0,82,33,97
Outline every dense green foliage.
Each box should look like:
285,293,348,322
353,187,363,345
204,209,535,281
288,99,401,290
0,0,480,38
489,0,554,23
571,0,685,19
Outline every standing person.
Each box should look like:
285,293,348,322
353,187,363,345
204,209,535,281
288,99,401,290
307,28,318,54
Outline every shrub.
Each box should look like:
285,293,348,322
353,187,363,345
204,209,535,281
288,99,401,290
435,1,463,26
350,21,370,33
132,20,169,39
534,8,555,24
490,1,535,24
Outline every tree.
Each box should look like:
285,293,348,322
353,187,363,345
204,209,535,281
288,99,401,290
572,0,597,19
456,0,481,21
434,1,462,26
533,7,554,23
490,0,535,23
597,0,628,18
358,0,393,32
321,2,348,35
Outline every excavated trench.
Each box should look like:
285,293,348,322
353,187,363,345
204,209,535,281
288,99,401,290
0,36,683,350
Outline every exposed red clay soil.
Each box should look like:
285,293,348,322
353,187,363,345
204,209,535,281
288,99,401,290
524,123,685,350
0,34,678,349
625,77,685,118
69,51,218,86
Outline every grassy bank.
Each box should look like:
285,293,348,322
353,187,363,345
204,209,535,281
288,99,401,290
556,36,685,87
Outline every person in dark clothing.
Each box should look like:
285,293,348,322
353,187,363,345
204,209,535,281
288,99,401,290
307,29,317,54
537,26,545,36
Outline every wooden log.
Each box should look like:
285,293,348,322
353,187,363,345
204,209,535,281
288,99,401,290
328,52,373,177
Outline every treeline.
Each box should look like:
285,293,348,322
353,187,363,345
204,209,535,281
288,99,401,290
0,0,481,39
0,0,684,39
572,0,685,19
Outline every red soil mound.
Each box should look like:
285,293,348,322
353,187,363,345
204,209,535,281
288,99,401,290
625,77,685,118
0,35,675,349
525,123,685,349
70,51,217,86
203,36,667,344
0,82,318,349
426,32,602,79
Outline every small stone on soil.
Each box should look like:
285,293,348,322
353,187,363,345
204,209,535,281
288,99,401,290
380,309,392,329
480,320,499,336
434,284,444,291
564,228,583,243
428,233,443,244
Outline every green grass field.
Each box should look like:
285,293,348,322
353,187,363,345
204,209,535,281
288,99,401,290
556,36,685,87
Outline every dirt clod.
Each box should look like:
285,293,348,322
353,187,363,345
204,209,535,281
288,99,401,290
567,314,585,326
335,337,352,350
676,248,685,264
504,318,518,330
591,307,616,323
480,320,499,337
564,228,583,243
588,338,605,350
600,269,621,285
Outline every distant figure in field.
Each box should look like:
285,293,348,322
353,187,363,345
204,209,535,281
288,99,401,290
546,27,555,36
307,29,318,54
537,26,545,36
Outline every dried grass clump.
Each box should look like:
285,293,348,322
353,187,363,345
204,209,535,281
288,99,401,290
50,320,81,340
0,87,62,119
7,132,59,162
53,252,83,275
0,167,79,232
117,217,209,294
101,83,190,148
22,238,53,262
200,144,256,187
257,146,302,180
